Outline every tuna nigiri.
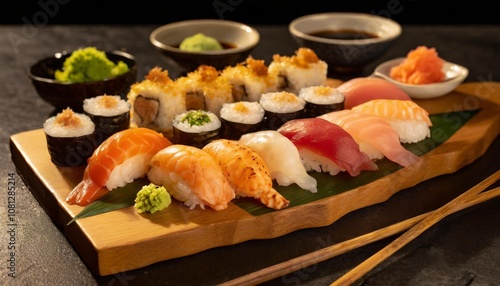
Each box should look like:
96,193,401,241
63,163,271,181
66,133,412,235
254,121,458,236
203,139,289,210
278,118,378,176
148,145,235,211
336,77,411,109
319,110,421,167
239,131,317,193
66,128,172,206
351,99,432,143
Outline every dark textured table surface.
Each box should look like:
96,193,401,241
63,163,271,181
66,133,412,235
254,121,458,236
1,24,499,286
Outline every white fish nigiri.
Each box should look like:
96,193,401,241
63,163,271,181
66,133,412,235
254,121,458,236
239,130,317,193
319,110,421,167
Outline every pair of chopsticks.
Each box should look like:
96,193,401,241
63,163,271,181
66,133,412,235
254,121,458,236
220,170,500,286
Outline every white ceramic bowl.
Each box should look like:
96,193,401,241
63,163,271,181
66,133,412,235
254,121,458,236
373,58,469,99
289,13,402,73
150,19,260,71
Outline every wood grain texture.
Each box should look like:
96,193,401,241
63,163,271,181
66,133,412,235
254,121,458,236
9,82,500,276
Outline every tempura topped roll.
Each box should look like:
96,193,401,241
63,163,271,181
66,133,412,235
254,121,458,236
175,65,233,116
298,86,345,117
221,56,278,102
127,67,185,138
268,48,328,94
259,91,306,130
172,110,221,148
220,101,264,140
43,108,96,167
83,94,131,144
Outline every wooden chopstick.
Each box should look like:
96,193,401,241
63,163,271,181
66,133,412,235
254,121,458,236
331,169,500,286
219,170,500,286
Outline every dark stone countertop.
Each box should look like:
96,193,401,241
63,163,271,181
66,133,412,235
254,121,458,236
1,24,499,286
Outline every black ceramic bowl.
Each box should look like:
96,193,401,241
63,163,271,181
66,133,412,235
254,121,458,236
150,19,260,72
29,50,137,111
289,13,402,73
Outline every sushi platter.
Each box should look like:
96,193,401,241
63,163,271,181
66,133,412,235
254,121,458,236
9,81,500,276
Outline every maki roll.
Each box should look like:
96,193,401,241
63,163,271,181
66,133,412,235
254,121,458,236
43,108,96,167
83,94,130,145
221,56,278,102
175,65,233,116
128,67,186,138
298,86,345,117
172,110,221,148
220,101,265,140
259,91,306,130
268,48,328,94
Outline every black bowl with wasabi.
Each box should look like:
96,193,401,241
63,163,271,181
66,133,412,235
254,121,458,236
29,48,137,111
150,19,260,72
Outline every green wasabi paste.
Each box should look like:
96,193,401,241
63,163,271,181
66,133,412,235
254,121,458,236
180,110,212,127
55,47,129,83
179,33,223,52
134,183,171,214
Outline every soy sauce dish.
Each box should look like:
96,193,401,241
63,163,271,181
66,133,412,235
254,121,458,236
372,58,469,99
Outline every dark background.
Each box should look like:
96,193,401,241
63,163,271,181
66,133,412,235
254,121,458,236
2,0,500,25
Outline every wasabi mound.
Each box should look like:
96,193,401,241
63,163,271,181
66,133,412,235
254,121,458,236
179,33,223,52
55,47,129,83
134,183,171,214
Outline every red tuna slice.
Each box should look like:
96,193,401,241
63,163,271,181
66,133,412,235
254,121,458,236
337,77,411,109
278,118,378,177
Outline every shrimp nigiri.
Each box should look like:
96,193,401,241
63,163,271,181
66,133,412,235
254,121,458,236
66,128,172,206
203,139,290,210
147,145,235,211
352,99,432,143
319,110,421,167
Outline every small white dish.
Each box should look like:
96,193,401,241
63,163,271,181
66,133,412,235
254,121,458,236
372,57,469,99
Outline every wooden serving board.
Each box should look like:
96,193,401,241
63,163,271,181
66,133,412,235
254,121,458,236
10,82,500,276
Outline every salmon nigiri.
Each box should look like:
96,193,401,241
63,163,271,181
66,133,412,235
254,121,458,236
147,145,235,211
336,77,411,109
352,99,432,143
278,118,378,177
66,128,172,206
319,110,421,167
203,139,289,210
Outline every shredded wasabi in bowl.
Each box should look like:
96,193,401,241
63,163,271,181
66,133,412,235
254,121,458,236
55,47,129,83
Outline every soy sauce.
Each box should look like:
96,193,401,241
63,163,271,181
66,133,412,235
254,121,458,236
309,29,379,40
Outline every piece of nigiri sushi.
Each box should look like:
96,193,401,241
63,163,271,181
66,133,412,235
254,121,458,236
148,145,235,211
239,130,317,193
66,128,172,206
336,77,411,109
203,139,289,210
319,110,421,167
351,99,432,143
278,118,378,176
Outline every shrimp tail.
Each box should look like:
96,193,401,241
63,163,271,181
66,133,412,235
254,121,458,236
258,188,290,210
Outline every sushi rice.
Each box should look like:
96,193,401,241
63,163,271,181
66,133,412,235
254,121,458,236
173,110,221,133
43,109,95,137
259,91,306,114
83,95,130,117
220,101,264,125
298,86,344,105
